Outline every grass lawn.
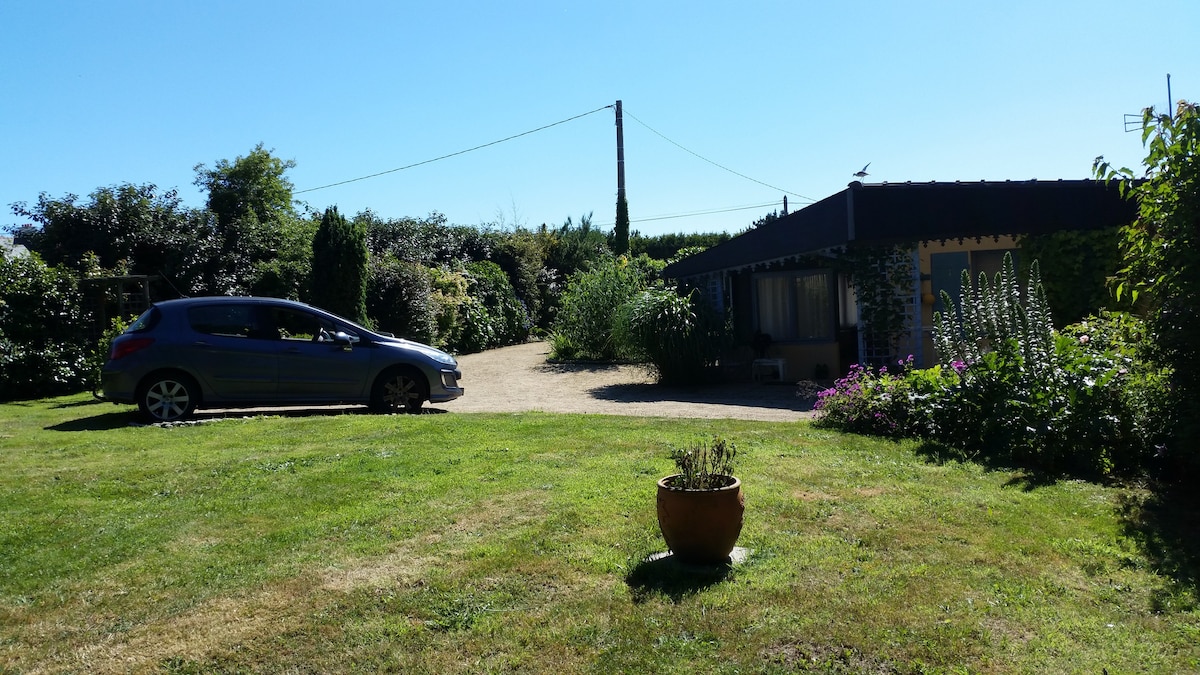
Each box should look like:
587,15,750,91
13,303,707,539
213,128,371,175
1,394,1198,673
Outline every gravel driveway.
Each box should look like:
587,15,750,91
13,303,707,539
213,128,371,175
449,341,814,422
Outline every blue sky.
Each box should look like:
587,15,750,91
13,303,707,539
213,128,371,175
3,1,1196,237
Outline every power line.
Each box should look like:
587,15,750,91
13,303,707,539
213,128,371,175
294,104,614,195
594,201,782,228
622,107,817,203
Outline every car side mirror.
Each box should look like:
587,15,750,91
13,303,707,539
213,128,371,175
331,331,358,346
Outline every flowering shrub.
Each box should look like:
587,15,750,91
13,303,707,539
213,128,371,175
815,253,1167,478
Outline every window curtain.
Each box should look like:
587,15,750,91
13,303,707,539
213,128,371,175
795,271,832,340
756,276,792,340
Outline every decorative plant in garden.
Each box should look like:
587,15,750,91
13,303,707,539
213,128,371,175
656,435,745,563
815,252,1168,477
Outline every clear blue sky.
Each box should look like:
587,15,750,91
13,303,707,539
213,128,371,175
3,1,1196,237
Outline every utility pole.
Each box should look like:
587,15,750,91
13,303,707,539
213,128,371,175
613,100,630,254
615,100,625,203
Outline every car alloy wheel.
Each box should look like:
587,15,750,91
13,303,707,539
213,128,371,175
139,375,198,422
373,367,427,414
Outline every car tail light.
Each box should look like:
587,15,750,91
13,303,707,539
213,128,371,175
110,336,155,360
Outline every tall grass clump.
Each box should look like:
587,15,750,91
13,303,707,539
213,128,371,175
614,286,729,385
549,255,652,361
816,253,1169,477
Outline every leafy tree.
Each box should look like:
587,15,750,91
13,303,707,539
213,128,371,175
10,184,213,292
251,216,317,300
194,143,296,230
454,261,530,353
1096,100,1200,475
193,144,297,294
310,206,368,324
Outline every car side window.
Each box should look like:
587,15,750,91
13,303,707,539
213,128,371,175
187,305,263,339
272,307,339,342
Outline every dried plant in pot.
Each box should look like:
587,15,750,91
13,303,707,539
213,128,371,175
656,435,745,563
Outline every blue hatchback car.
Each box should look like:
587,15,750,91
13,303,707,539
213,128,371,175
101,296,464,422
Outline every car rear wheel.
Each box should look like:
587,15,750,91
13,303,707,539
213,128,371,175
371,367,427,414
137,373,199,423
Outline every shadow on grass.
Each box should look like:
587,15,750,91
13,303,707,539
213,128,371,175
589,382,814,413
47,411,140,431
1118,483,1200,610
46,405,448,432
915,438,1200,604
912,439,1065,491
625,552,735,604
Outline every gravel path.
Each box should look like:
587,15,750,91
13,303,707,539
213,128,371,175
449,341,814,422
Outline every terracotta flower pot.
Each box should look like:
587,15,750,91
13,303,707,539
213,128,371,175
656,474,744,563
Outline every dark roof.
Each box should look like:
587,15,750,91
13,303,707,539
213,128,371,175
664,179,1137,278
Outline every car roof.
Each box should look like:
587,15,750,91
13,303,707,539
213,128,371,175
154,296,311,309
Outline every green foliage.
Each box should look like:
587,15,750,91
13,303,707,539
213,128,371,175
428,266,470,350
612,194,630,255
544,212,610,279
452,261,530,354
310,206,369,325
193,144,297,295
366,256,437,344
1017,228,1126,326
615,286,728,384
843,245,917,365
193,143,296,230
84,314,134,389
1096,100,1200,476
484,228,549,330
628,231,731,262
549,254,647,360
666,435,738,489
364,211,491,266
0,252,93,400
817,254,1167,477
10,183,217,294
251,216,316,300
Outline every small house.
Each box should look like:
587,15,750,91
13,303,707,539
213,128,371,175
663,180,1136,381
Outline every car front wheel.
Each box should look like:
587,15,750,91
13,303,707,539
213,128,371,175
137,373,199,423
371,367,427,414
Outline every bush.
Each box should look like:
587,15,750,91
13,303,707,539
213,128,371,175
549,254,646,361
0,252,93,400
367,256,437,344
616,286,728,384
451,261,530,354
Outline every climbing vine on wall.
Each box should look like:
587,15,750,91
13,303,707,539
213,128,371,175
1016,228,1125,327
838,244,918,364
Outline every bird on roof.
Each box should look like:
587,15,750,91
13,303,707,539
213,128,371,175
853,163,870,179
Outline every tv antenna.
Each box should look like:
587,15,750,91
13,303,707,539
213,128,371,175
1125,73,1174,132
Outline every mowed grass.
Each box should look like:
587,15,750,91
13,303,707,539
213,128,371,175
1,395,1197,673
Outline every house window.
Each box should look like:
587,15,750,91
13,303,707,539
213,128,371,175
931,249,1018,314
754,270,834,341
